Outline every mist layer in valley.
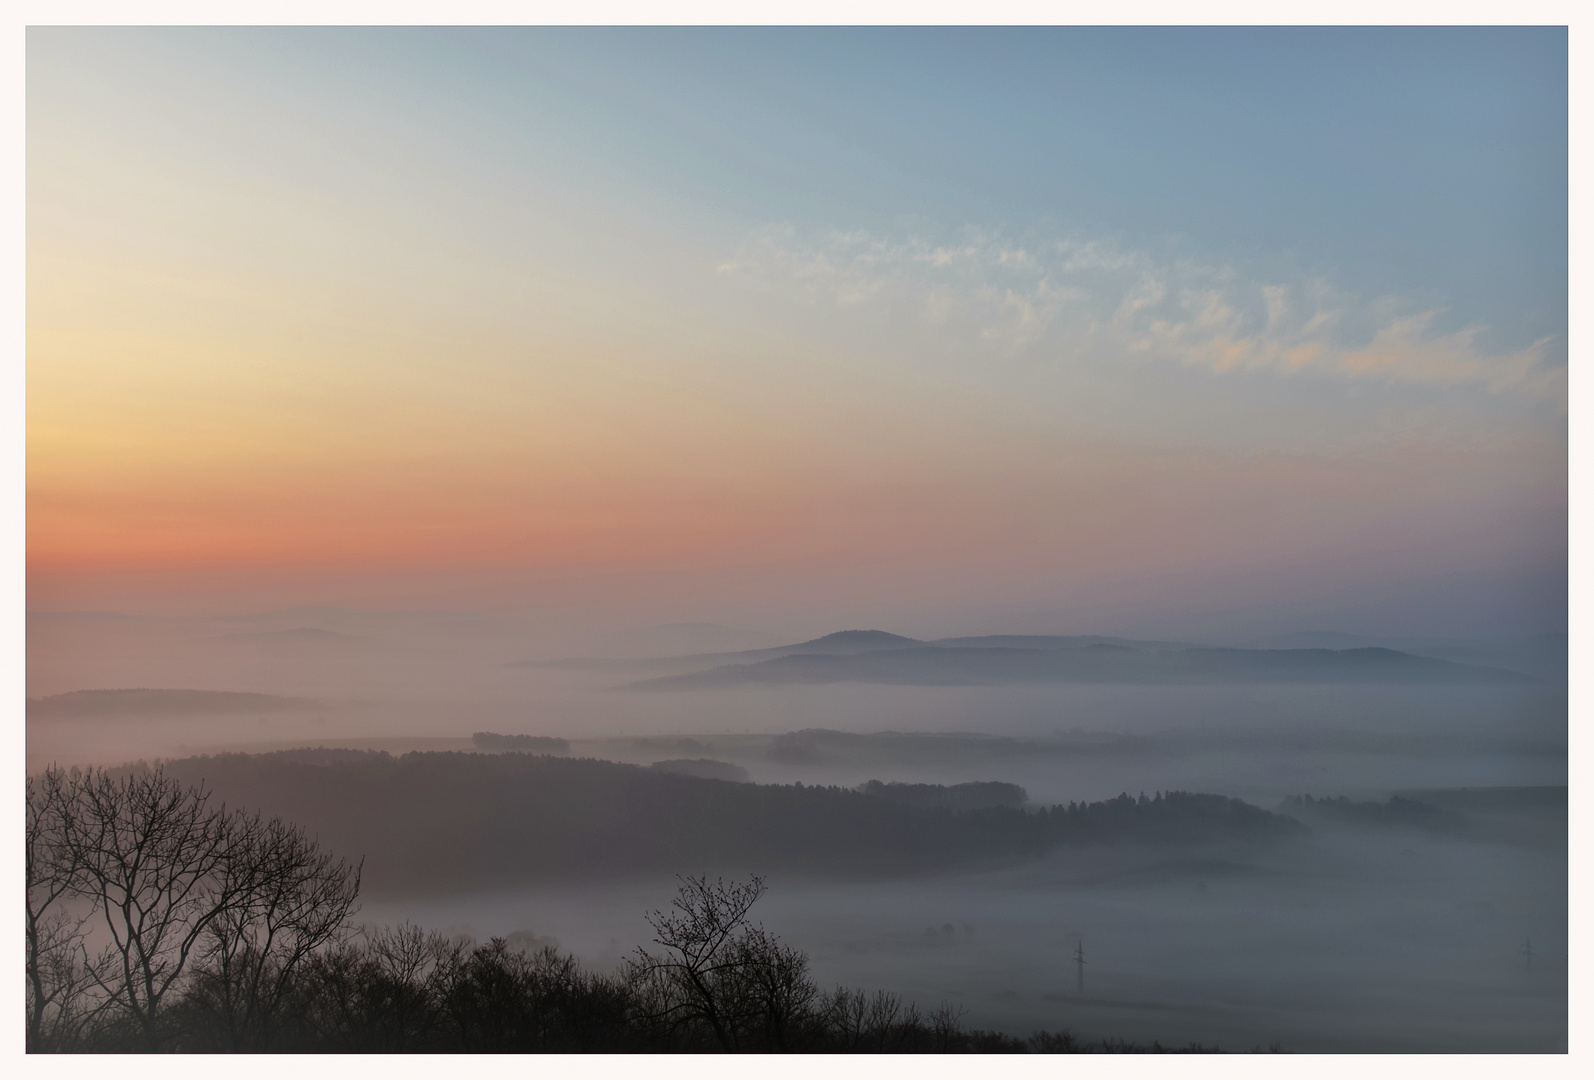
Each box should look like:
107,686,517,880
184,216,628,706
25,609,1568,1051
357,811,1565,1053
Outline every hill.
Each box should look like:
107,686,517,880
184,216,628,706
628,644,1530,690
137,749,1307,895
26,688,322,718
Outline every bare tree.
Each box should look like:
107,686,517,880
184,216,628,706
296,924,466,1051
727,923,817,1050
185,812,362,1049
928,1001,967,1052
55,769,246,1049
25,769,106,1051
821,986,916,1052
627,875,818,1051
628,875,765,1049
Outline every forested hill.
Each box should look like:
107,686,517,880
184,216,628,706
143,750,1305,896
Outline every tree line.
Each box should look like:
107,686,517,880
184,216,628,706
27,765,1240,1053
471,732,570,754
135,749,1307,892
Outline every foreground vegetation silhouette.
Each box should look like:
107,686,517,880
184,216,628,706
28,765,1252,1053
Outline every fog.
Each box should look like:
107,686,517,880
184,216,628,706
25,608,1567,1051
358,821,1567,1052
24,609,1566,789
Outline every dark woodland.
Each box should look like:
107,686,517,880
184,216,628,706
132,749,1306,892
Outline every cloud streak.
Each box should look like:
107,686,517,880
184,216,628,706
719,226,1562,403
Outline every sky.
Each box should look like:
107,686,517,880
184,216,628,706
25,27,1569,640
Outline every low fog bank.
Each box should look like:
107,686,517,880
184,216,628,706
25,609,1566,759
555,702,1564,808
26,690,1564,807
27,607,1564,815
356,801,1565,1053
27,681,1564,808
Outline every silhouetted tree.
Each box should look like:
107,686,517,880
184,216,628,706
820,986,920,1051
181,812,361,1049
26,766,362,1051
627,875,820,1051
307,923,464,1051
25,769,106,1051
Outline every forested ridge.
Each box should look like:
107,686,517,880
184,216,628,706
137,749,1306,893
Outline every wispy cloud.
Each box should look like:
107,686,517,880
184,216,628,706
718,225,1562,403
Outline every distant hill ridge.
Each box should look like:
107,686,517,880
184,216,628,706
517,627,1548,686
626,636,1532,690
27,688,320,718
518,630,1187,669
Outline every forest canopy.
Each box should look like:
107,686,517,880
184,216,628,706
136,750,1307,895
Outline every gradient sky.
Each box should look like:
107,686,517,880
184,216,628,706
26,27,1568,638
